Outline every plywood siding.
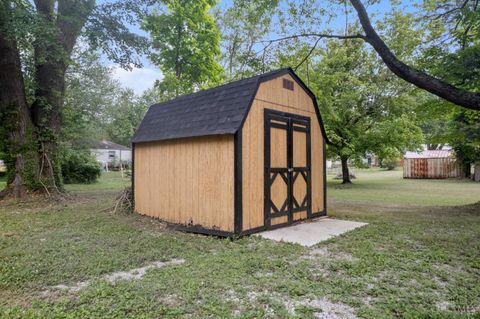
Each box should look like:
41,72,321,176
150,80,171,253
242,74,325,231
134,135,235,232
403,158,462,179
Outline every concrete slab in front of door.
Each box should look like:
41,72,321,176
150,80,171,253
257,218,368,247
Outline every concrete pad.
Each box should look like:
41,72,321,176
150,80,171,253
258,218,368,247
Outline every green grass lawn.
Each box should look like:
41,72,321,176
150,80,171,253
64,171,131,192
328,168,480,206
0,175,5,190
0,170,479,318
0,171,130,192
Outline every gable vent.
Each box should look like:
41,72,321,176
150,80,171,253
283,79,294,91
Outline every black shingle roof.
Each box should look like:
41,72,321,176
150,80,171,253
132,68,328,143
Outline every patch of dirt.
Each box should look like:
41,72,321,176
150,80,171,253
157,293,180,306
0,290,35,308
436,300,451,311
303,245,358,262
272,293,358,318
228,288,358,319
43,258,185,295
294,298,358,319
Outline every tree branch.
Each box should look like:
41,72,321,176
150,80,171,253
256,33,365,72
349,0,480,111
293,37,321,71
255,33,366,45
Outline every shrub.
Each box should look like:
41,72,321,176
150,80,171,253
380,158,398,170
61,149,101,184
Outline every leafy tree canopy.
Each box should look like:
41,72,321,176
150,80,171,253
276,37,423,182
143,0,223,98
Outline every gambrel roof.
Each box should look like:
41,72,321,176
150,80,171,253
132,68,328,143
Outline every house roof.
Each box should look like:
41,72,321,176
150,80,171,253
93,140,130,151
132,68,328,144
404,150,453,159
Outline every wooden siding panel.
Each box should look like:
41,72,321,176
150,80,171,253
134,135,234,231
310,120,324,214
294,211,307,221
271,127,287,168
255,74,313,113
293,130,307,167
242,76,325,231
271,215,288,225
271,174,288,211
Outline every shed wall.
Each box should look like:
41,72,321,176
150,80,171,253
241,74,325,231
134,135,235,232
403,158,462,179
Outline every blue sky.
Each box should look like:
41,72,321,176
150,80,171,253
110,0,422,94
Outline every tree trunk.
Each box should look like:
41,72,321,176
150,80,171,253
464,163,471,178
341,157,352,184
31,53,67,194
30,0,95,194
0,1,38,199
349,0,480,111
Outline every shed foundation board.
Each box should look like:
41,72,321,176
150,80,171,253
257,218,368,247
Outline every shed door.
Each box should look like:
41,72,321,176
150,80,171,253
264,109,311,228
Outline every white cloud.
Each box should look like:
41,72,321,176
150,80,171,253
111,65,163,95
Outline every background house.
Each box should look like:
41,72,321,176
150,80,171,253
90,140,131,171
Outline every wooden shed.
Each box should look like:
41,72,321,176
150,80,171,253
132,68,327,236
403,150,462,179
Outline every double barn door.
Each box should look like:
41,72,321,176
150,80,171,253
264,109,312,228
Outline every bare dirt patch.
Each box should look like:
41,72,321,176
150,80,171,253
303,245,358,262
226,287,358,318
43,258,185,295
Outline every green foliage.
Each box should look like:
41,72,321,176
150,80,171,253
63,50,152,150
106,89,149,146
83,0,155,69
450,110,480,164
0,0,156,194
217,0,279,78
297,39,423,165
421,0,480,50
416,2,480,164
143,0,223,98
62,50,117,149
0,102,39,190
60,148,101,184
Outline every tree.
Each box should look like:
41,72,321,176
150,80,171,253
63,49,154,149
261,0,480,110
450,110,480,178
106,89,149,147
348,0,480,110
297,39,422,183
143,0,223,99
62,49,119,150
0,0,151,198
415,0,480,179
0,1,38,197
217,0,279,79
